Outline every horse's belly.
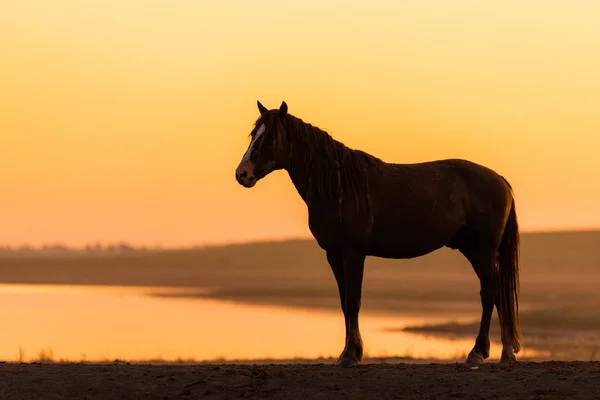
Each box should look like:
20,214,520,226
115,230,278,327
367,218,460,259
366,239,446,259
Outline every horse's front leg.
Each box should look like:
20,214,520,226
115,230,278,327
326,250,348,344
336,248,366,368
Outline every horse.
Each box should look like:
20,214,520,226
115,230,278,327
235,100,522,367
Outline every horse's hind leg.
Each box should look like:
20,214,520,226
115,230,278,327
495,295,518,364
460,246,498,365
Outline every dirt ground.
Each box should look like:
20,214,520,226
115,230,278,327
1,361,600,400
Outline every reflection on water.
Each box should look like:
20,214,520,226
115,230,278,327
0,284,535,362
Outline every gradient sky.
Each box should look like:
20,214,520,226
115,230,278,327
1,1,599,248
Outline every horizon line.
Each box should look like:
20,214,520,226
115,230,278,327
2,226,599,252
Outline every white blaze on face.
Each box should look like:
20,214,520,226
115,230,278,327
241,124,266,163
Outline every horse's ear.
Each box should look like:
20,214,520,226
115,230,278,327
279,101,288,119
257,100,268,115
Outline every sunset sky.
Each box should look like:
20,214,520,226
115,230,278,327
1,0,599,248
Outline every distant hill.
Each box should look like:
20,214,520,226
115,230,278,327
1,230,599,317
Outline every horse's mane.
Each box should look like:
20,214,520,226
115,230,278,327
279,114,384,219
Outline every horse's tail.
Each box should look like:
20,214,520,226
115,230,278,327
498,183,523,353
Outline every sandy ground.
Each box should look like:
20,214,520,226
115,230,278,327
1,361,600,400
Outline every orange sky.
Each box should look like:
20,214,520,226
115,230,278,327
1,0,599,248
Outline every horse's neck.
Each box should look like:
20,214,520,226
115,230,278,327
285,128,345,207
286,166,311,205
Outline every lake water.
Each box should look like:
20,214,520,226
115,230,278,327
0,284,531,362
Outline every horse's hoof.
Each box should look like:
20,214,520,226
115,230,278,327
499,351,518,365
465,351,485,365
336,357,359,368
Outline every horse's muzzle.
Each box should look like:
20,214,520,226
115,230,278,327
235,163,256,188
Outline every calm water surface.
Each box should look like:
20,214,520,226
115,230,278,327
0,284,529,362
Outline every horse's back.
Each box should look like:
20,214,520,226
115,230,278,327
393,158,512,204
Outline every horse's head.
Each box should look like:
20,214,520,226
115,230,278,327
235,100,288,188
